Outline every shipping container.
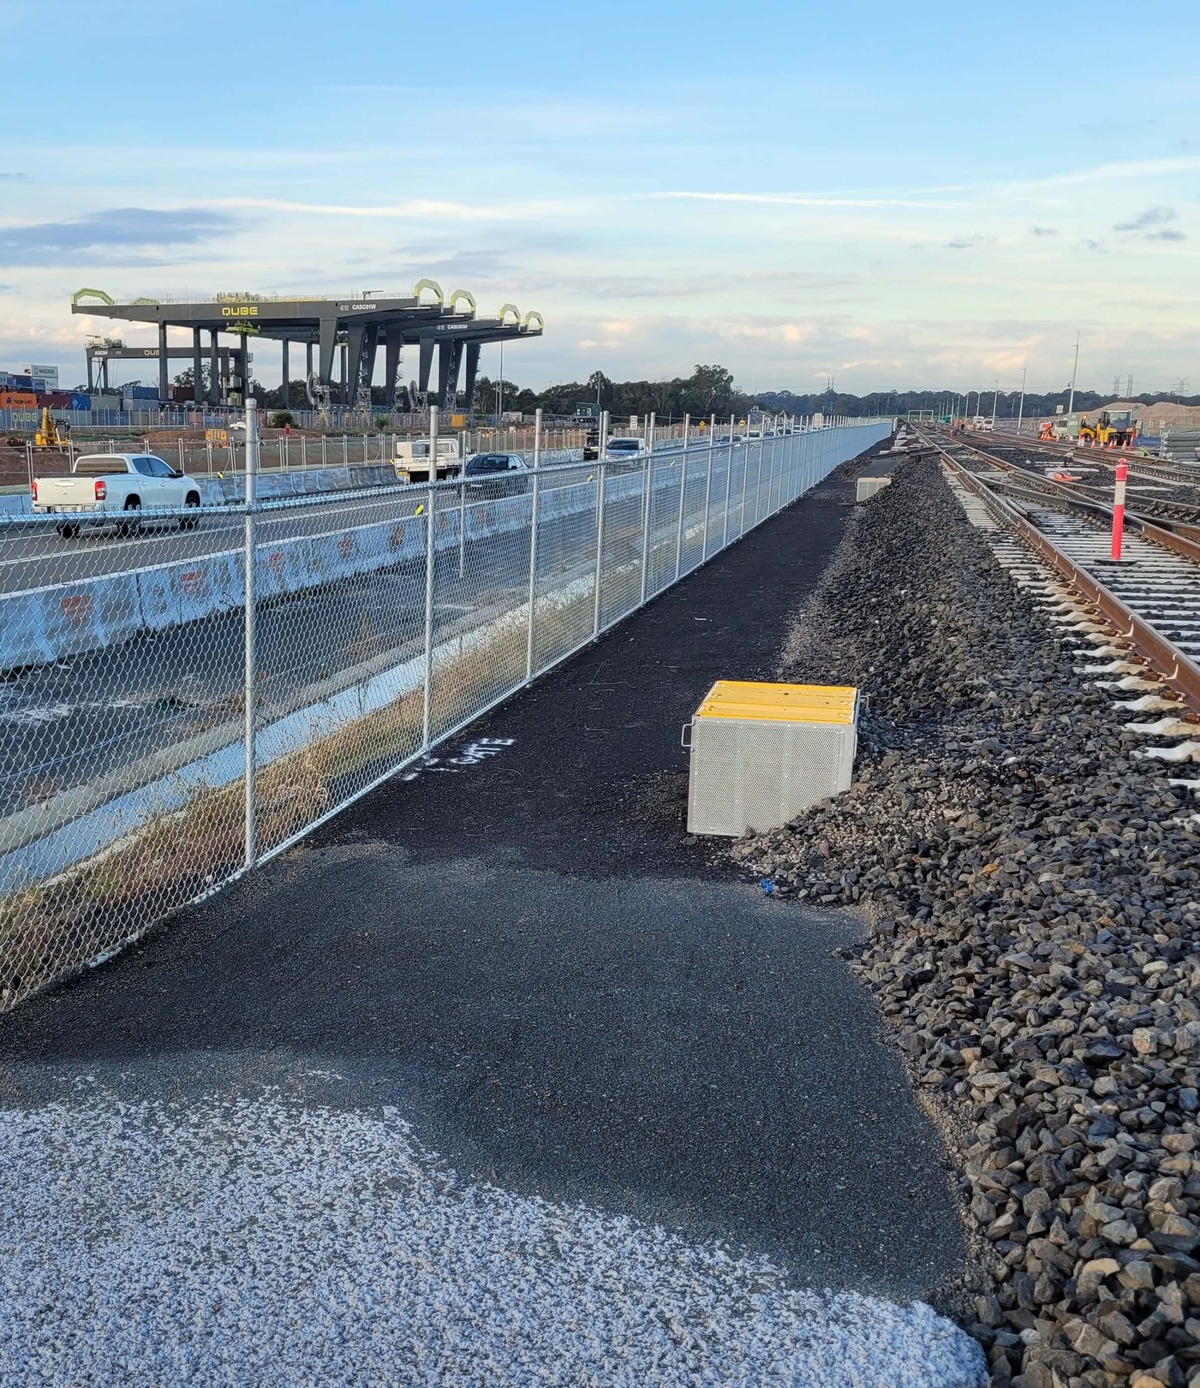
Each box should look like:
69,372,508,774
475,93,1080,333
42,391,71,409
0,390,38,409
12,374,34,390
69,392,92,411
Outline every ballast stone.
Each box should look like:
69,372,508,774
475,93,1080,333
731,456,1200,1386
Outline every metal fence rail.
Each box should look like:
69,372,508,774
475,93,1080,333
0,410,891,1012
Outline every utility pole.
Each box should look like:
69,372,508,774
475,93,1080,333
1067,331,1079,415
1017,361,1027,433
991,377,999,429
1126,373,1134,397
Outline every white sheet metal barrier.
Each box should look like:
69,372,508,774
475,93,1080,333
0,412,892,1010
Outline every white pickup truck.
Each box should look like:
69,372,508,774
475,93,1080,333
31,453,203,538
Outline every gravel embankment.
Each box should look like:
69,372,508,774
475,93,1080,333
0,1094,984,1387
733,456,1200,1388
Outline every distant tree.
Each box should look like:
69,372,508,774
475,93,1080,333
172,365,212,396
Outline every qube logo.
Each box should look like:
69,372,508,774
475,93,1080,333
221,306,259,318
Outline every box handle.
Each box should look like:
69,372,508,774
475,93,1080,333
680,721,693,750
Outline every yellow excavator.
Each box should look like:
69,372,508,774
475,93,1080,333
33,407,68,450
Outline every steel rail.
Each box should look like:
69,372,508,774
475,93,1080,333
922,435,1200,716
944,436,1200,565
957,427,1200,489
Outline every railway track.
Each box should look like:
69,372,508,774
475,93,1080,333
938,432,1200,543
916,431,1200,797
957,427,1200,493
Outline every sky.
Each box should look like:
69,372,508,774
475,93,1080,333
1,0,1198,399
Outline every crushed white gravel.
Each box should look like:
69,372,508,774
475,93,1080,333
0,1093,986,1386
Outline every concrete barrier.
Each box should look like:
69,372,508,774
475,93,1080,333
0,561,604,892
0,571,145,670
137,550,245,631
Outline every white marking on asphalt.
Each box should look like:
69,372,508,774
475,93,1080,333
399,736,517,781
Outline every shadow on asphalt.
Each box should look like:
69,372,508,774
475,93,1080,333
0,444,966,1299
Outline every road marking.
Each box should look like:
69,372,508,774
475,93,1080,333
398,736,515,781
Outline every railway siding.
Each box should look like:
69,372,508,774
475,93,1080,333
733,446,1200,1388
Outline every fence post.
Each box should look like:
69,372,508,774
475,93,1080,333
458,451,467,579
737,414,748,535
243,397,259,869
525,407,543,680
422,405,440,751
674,414,690,579
639,412,655,604
593,458,608,636
701,413,715,560
720,412,733,548
783,421,793,501
767,426,778,514
753,432,764,527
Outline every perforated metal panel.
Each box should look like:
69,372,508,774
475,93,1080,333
855,476,891,502
686,691,858,836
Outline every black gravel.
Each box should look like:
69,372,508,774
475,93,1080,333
734,453,1200,1388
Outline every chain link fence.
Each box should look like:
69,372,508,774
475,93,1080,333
0,412,891,1012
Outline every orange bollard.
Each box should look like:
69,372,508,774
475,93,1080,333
1111,460,1127,560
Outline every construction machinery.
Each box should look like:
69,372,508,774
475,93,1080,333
33,407,68,450
1078,409,1136,448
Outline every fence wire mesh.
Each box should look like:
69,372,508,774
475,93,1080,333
0,418,891,1010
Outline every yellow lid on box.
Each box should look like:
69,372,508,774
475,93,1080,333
694,679,858,725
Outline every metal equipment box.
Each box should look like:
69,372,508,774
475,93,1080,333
855,475,891,502
685,680,859,836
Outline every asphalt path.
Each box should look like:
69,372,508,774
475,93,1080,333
0,440,968,1304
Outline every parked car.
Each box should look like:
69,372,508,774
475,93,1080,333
603,437,646,464
462,452,529,496
31,453,202,538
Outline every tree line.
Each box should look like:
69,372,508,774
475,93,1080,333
171,364,1200,421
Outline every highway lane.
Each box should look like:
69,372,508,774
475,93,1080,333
0,483,659,827
0,446,743,594
0,458,648,593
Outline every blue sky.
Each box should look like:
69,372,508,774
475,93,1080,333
1,0,1198,397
